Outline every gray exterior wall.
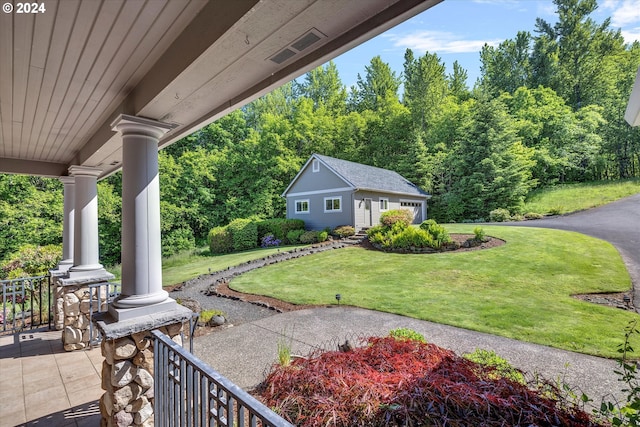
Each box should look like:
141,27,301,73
353,190,427,229
286,190,354,230
286,159,351,194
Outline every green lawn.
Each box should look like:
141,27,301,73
231,225,639,358
107,245,309,287
523,178,640,215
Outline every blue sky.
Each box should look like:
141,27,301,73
330,0,640,90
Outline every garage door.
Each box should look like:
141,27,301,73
400,201,423,223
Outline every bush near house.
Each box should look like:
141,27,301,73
368,219,454,252
299,230,329,244
379,208,414,227
208,217,306,254
331,225,355,238
257,219,305,244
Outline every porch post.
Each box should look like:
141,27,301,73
68,166,108,277
109,114,177,320
57,176,75,270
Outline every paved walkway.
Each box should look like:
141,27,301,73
0,328,103,427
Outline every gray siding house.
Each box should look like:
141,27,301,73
282,154,431,231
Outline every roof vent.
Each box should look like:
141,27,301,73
268,28,326,65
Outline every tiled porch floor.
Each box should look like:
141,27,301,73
0,328,103,427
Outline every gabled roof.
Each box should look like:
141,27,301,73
282,154,430,198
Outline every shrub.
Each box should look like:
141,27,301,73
318,231,328,242
162,227,195,257
0,244,62,279
208,226,232,254
259,336,600,427
463,349,526,384
332,225,355,238
227,218,259,252
286,229,305,244
389,328,426,343
380,209,414,228
261,234,281,248
548,206,564,215
419,219,452,249
489,208,511,222
256,219,305,244
391,227,433,249
524,212,544,220
473,226,486,242
299,231,320,244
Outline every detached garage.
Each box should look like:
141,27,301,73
282,154,431,231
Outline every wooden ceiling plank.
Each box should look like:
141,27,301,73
22,7,57,160
11,13,34,158
31,0,82,160
48,0,161,163
42,0,106,163
68,1,206,166
0,12,13,156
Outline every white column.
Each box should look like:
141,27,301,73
110,114,176,318
68,166,105,277
57,176,75,270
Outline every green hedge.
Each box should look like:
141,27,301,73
228,218,259,252
208,226,233,254
257,218,305,244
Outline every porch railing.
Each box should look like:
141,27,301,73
0,275,51,334
88,281,121,347
152,329,293,427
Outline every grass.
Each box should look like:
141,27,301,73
523,178,640,215
107,245,308,287
231,225,639,358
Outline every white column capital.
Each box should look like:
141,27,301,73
68,165,103,178
59,176,75,185
111,114,176,139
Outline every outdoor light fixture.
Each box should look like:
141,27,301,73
624,295,631,307
335,294,342,305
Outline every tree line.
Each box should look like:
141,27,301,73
1,0,639,267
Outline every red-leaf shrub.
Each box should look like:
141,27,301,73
257,337,605,427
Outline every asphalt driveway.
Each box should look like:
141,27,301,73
499,192,640,305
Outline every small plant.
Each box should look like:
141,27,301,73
548,206,564,215
277,327,294,367
463,348,526,384
473,226,486,242
332,225,355,238
299,230,323,244
489,208,511,222
261,234,282,248
524,212,544,220
389,328,426,343
199,309,226,324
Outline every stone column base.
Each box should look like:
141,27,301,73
55,271,115,351
94,305,193,427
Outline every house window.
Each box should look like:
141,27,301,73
295,199,310,214
324,196,342,212
379,198,389,211
312,159,320,172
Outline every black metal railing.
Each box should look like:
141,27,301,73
0,275,52,334
88,281,121,347
152,329,293,427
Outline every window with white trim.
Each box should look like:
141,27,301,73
312,159,320,172
379,198,389,211
295,199,310,214
324,196,341,212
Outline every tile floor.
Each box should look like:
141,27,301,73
0,328,103,427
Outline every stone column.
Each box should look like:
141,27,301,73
58,176,75,270
68,166,108,277
109,115,177,321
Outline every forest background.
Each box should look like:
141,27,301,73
1,0,640,269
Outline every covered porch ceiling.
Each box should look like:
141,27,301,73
0,0,441,179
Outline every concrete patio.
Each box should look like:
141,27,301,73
0,327,103,427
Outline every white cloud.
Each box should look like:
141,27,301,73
622,27,640,43
602,0,640,28
385,30,503,54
